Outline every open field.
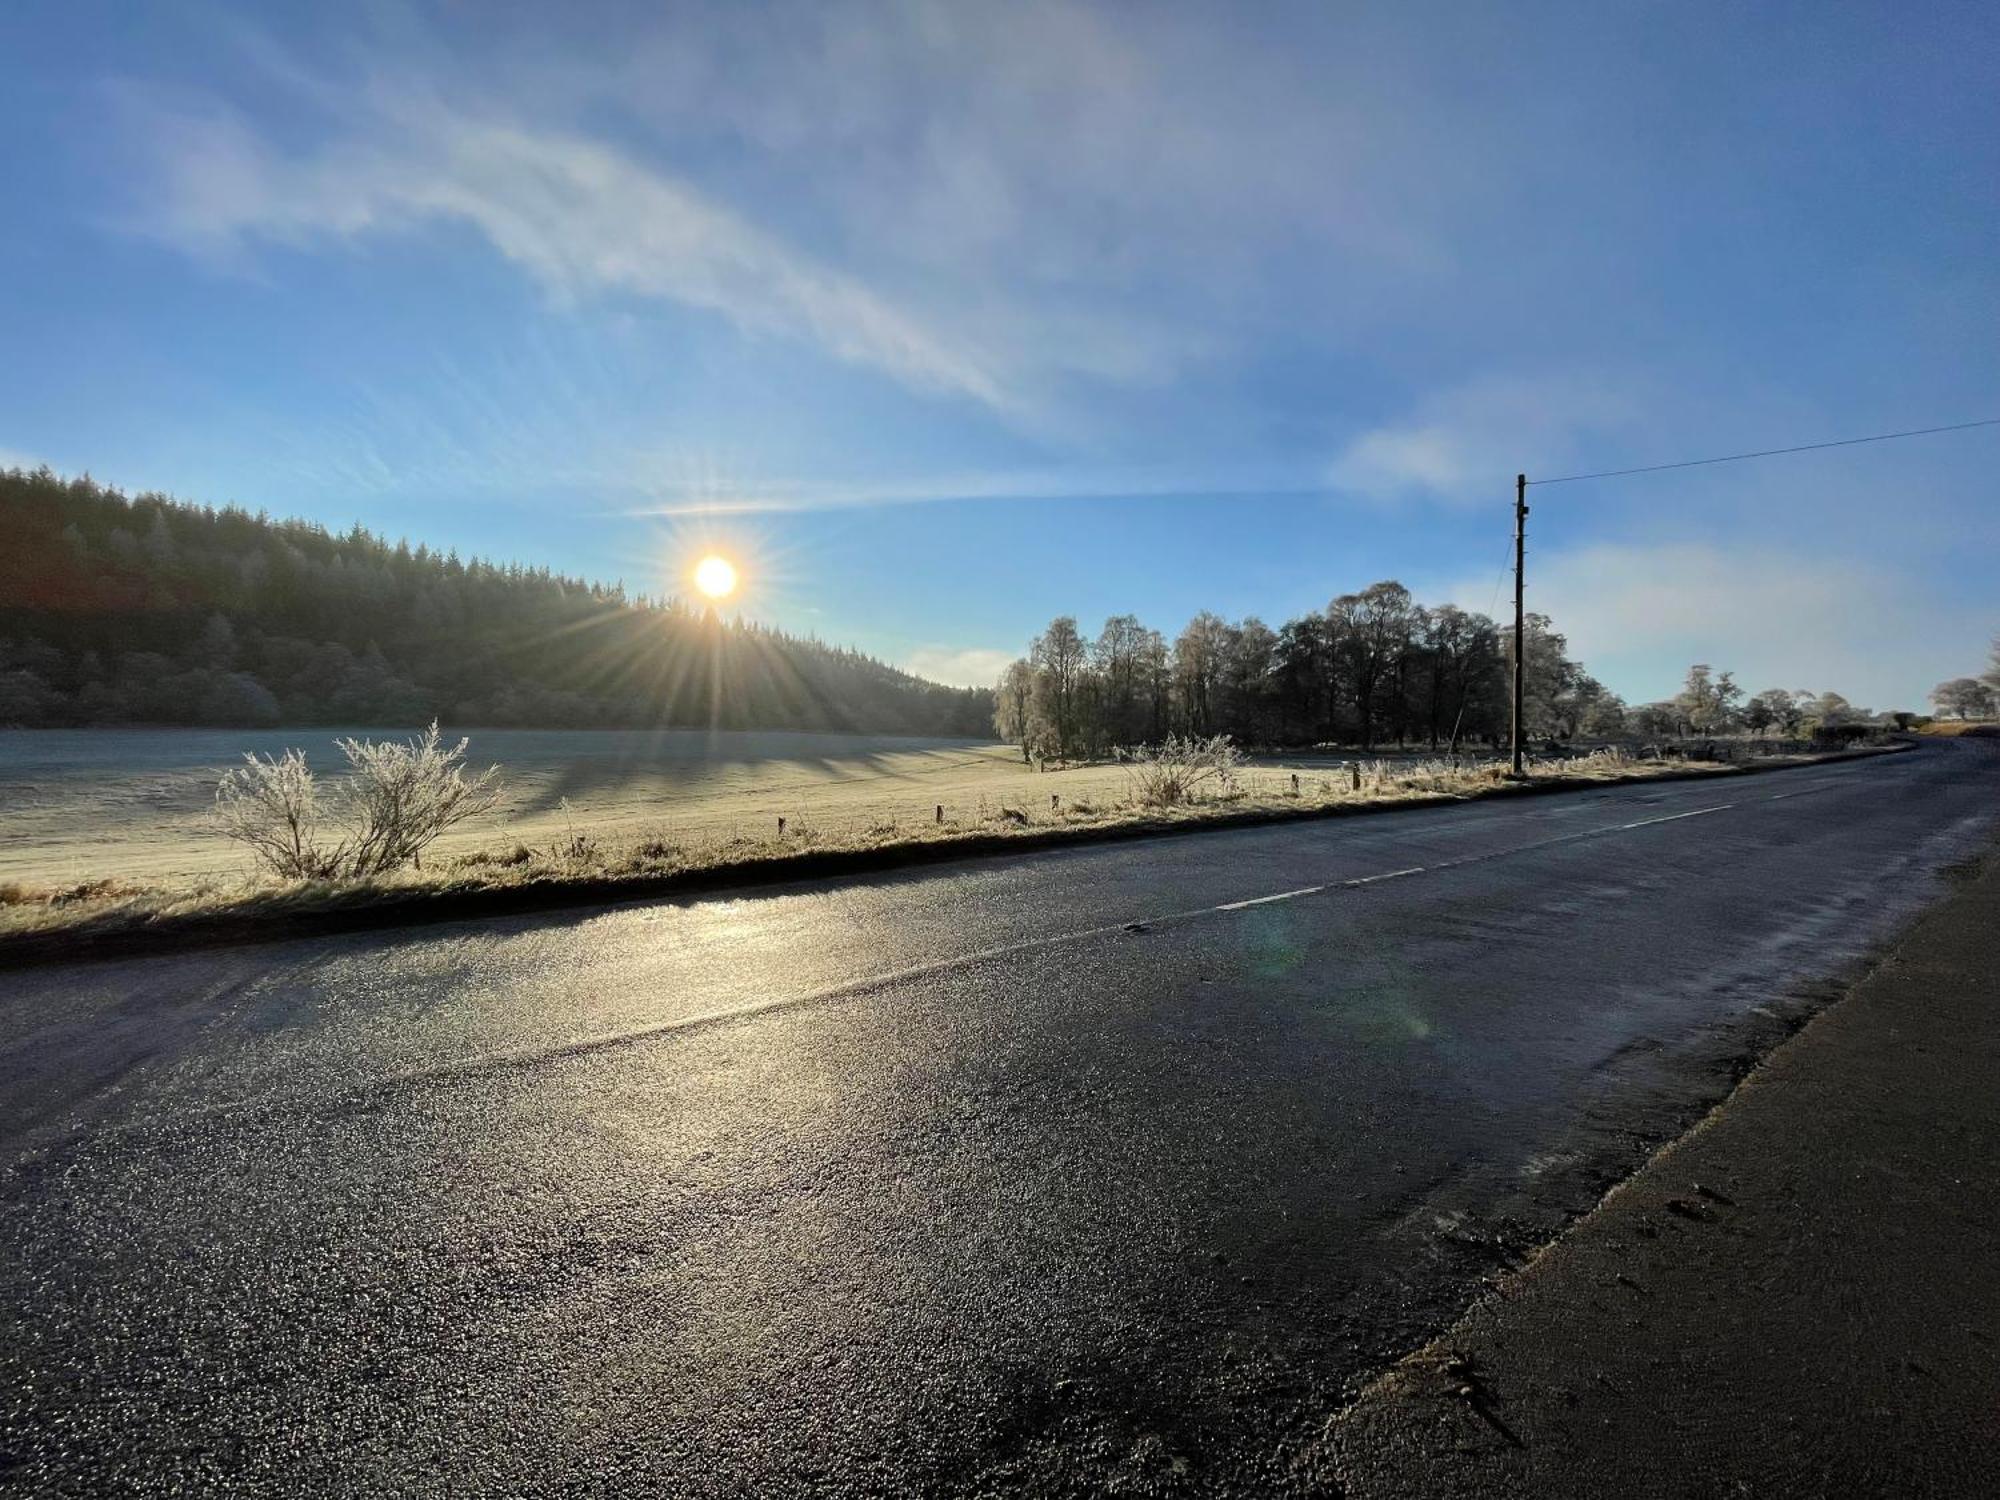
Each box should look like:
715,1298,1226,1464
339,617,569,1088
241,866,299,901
0,725,1902,960
0,725,1604,888
0,727,1025,886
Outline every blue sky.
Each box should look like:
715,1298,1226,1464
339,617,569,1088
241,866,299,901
2,1,1995,708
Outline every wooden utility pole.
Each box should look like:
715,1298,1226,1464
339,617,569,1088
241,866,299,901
1511,472,1528,777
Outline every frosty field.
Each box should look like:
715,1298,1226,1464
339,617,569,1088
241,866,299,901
3,725,1860,958
5,726,1379,887
0,728,1051,884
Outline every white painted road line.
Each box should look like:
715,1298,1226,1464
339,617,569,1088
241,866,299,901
1618,803,1735,830
1227,799,1746,909
1343,866,1426,887
110,775,1873,1137
1216,885,1326,911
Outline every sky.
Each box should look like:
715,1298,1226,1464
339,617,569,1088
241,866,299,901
1,0,1995,709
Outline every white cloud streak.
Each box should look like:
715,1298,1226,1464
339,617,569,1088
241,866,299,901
121,92,1010,410
1329,373,1642,506
612,461,1326,517
109,2,1480,435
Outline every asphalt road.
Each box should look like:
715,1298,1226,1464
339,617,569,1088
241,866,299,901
3,742,1996,1497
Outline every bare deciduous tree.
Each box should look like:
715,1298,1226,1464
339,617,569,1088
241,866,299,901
992,659,1035,762
1330,582,1417,750
1930,677,1997,721
1030,617,1089,763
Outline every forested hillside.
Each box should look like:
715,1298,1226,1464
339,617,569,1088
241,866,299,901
0,468,993,733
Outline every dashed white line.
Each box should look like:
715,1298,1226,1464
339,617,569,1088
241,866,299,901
390,809,1675,1078
1617,803,1736,830
1215,885,1325,910
1342,866,1426,887
80,776,1861,1139
1223,799,1745,910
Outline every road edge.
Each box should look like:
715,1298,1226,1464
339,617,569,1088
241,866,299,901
0,743,1914,971
1318,825,2000,1498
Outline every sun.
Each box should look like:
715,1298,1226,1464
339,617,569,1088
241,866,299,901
693,555,738,600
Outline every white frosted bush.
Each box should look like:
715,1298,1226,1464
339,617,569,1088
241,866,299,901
1125,734,1245,808
214,722,500,879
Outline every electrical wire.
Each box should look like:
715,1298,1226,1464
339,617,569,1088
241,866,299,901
1528,416,2000,487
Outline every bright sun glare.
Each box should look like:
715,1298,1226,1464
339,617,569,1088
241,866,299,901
693,555,738,599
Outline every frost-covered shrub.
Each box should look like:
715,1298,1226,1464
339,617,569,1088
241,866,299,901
214,722,500,879
1125,734,1246,808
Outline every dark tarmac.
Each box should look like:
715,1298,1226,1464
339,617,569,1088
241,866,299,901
3,741,1995,1496
1330,805,2000,1499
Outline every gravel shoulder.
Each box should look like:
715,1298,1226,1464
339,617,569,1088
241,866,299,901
1324,834,2000,1498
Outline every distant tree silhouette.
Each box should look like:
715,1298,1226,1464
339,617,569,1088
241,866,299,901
992,584,1617,756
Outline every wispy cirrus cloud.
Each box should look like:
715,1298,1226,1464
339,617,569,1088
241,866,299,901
580,2,1450,289
611,460,1329,517
117,89,1012,412
1328,373,1643,506
104,2,1475,444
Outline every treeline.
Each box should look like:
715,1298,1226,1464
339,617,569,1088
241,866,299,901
1634,664,1896,739
991,582,1622,759
0,467,992,734
992,590,1899,762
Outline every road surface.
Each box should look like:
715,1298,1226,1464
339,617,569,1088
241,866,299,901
2,741,1995,1496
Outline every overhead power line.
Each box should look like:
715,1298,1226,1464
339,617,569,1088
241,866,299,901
1529,416,2000,487
1504,410,1998,770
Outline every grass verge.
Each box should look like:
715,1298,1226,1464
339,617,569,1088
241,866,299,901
0,744,1912,969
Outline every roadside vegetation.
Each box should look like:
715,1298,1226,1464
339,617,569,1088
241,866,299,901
213,722,500,878
0,731,1905,960
1125,734,1246,807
